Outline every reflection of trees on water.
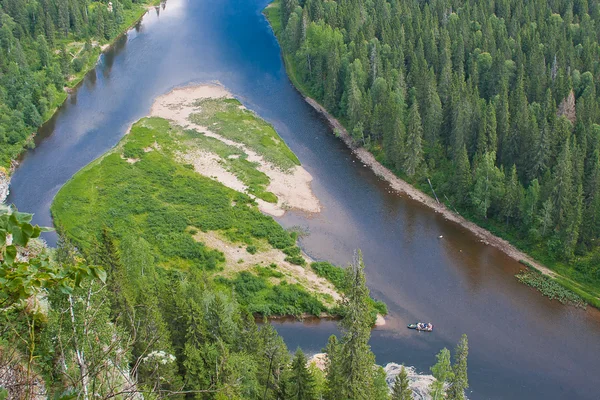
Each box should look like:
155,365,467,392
102,35,128,79
84,69,97,91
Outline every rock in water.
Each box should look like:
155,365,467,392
384,363,436,400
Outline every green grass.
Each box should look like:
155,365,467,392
215,271,326,316
190,98,300,170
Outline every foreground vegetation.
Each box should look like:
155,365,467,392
266,0,600,302
0,0,159,168
1,204,469,399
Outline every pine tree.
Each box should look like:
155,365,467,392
501,164,523,225
286,349,317,400
447,335,469,400
472,151,505,219
403,101,424,176
327,251,377,400
551,139,574,232
454,145,472,207
391,366,413,400
430,348,453,400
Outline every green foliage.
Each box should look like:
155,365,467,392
51,117,298,272
391,366,413,400
447,334,469,400
311,261,345,289
0,205,104,309
516,270,586,308
325,251,379,400
219,271,326,316
283,349,318,400
430,348,454,400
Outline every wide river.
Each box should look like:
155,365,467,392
7,0,600,398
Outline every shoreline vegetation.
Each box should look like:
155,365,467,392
0,0,163,200
51,83,386,321
263,0,600,309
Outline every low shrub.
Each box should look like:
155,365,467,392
516,270,586,309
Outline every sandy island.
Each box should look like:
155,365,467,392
150,84,320,217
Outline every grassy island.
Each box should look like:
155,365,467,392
52,85,352,317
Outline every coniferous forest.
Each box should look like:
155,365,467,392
0,0,155,168
273,0,600,296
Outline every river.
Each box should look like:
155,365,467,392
6,0,600,398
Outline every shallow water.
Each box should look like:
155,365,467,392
7,0,600,398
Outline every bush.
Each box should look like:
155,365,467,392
246,245,257,254
72,57,84,73
311,262,345,289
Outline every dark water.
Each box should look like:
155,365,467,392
7,0,600,398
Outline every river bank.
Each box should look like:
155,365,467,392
263,2,599,309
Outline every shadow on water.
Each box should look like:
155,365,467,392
7,0,600,398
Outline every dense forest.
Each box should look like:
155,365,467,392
0,0,155,168
272,0,600,295
0,205,469,399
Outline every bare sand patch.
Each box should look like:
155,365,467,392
193,230,340,305
150,84,321,216
120,155,139,164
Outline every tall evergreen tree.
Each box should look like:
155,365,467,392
403,100,424,176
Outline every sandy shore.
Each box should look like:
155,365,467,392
304,97,560,280
150,84,320,217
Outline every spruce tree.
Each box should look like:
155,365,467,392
286,349,317,400
327,251,377,400
403,100,424,176
447,335,469,400
429,348,453,400
391,366,413,400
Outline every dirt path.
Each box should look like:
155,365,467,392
305,97,559,279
